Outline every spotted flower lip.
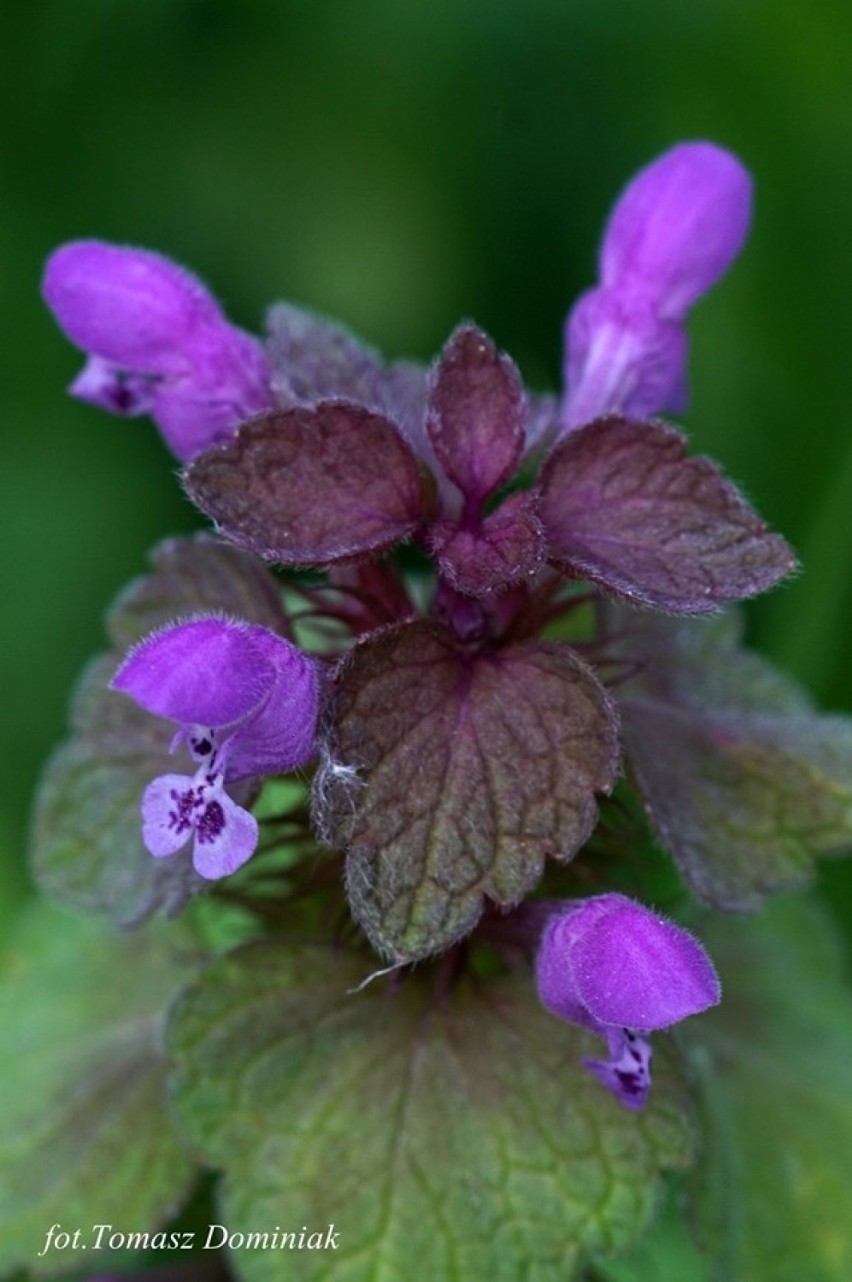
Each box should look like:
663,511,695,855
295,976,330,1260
562,141,753,430
111,616,319,878
535,893,720,1110
41,240,272,460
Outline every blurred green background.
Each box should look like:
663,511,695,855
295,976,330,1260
3,0,852,921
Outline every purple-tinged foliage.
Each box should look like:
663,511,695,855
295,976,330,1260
426,324,526,507
563,142,752,429
322,621,619,960
42,241,272,460
185,403,425,565
429,491,545,595
112,617,318,878
267,302,429,448
538,416,796,613
606,608,852,909
536,894,720,1109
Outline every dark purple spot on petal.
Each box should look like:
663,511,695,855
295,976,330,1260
167,785,203,835
196,798,226,845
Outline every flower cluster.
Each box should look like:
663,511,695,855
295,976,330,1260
42,141,791,1108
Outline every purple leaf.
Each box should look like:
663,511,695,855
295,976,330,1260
429,492,545,596
426,324,525,504
538,416,796,612
185,402,425,565
320,622,619,960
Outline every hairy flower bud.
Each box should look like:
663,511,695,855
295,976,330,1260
536,894,720,1109
562,141,752,429
42,241,272,459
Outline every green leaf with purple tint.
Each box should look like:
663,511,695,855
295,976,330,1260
610,609,852,909
185,404,425,565
168,939,696,1282
538,417,796,613
321,621,619,960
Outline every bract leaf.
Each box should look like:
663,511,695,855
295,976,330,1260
168,940,696,1282
0,904,198,1276
322,622,619,960
266,302,429,454
107,533,290,650
429,492,545,595
538,417,796,613
610,609,852,909
31,536,288,925
185,404,425,565
426,324,525,503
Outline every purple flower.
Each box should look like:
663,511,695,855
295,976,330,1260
535,893,720,1110
562,142,752,430
42,241,272,460
112,616,319,878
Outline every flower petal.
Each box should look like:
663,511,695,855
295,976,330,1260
599,141,753,319
569,894,721,1030
141,773,203,858
112,617,278,728
225,634,320,780
191,788,259,879
69,356,159,417
42,240,272,460
583,1028,653,1112
562,288,686,427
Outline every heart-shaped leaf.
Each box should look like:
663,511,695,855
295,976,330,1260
185,403,425,565
538,417,796,613
168,939,696,1282
320,621,619,960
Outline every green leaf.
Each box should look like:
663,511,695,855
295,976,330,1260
590,1179,710,1282
610,610,852,909
0,903,199,1276
323,621,619,960
31,536,290,925
169,941,696,1282
685,896,852,1282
